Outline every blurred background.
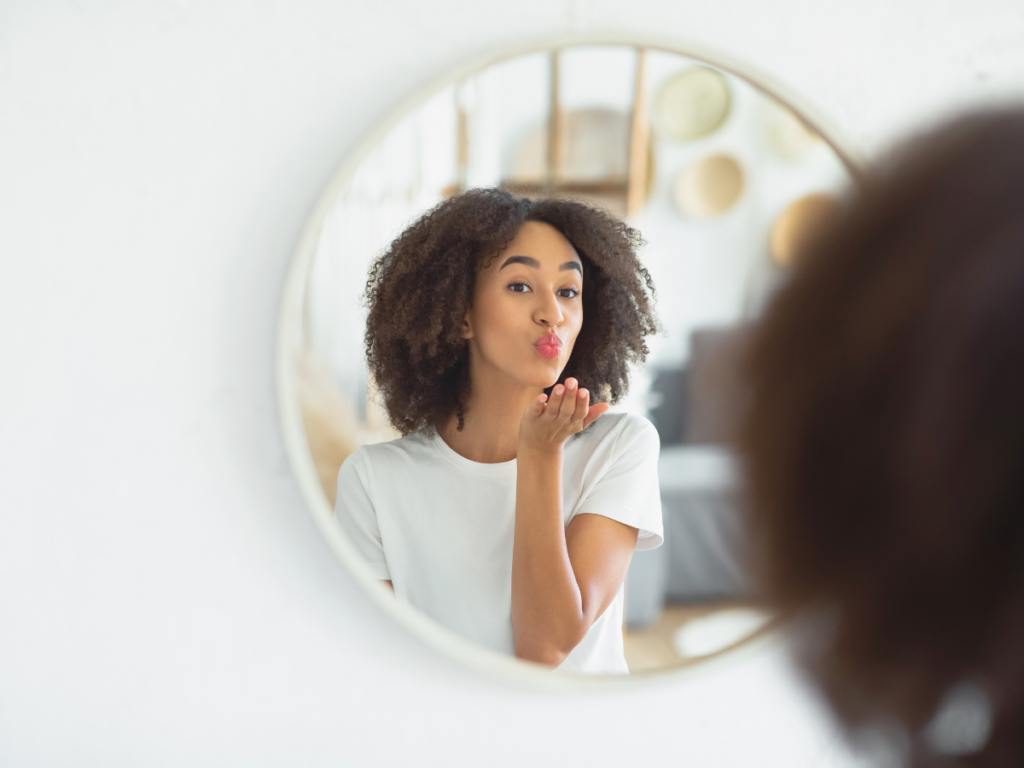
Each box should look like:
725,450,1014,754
3,1,1024,766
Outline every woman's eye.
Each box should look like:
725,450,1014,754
559,288,580,299
509,282,530,293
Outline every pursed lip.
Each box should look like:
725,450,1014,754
533,332,563,349
533,333,563,360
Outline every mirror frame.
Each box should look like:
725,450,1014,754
276,31,865,691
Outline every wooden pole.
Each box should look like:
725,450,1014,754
456,81,469,193
626,47,649,217
547,49,564,193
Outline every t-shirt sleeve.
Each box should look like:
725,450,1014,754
333,448,392,580
575,415,664,551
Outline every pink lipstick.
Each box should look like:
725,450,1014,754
534,333,562,359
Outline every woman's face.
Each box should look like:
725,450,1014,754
463,221,584,390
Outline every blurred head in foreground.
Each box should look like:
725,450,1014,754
740,109,1024,766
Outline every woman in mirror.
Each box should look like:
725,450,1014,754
334,188,663,674
739,109,1024,765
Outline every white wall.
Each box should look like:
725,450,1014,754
2,1,1022,765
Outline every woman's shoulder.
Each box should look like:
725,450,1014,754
342,430,437,476
576,410,660,457
590,410,659,440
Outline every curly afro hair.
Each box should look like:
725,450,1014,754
738,110,1024,765
362,187,661,436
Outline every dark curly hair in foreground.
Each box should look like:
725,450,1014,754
362,188,660,436
739,109,1024,767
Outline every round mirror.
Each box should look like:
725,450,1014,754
278,37,860,681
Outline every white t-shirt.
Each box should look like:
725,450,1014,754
332,411,664,674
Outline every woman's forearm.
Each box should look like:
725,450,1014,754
510,380,614,666
511,444,588,665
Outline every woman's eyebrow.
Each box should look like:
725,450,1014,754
499,255,540,270
499,255,582,273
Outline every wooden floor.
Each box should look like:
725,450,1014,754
623,601,768,673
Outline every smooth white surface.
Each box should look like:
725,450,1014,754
2,1,1023,765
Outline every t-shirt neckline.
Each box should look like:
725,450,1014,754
430,431,518,475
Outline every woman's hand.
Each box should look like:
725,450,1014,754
519,377,611,454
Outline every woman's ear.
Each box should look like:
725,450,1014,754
461,314,473,340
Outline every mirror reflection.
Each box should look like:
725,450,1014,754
286,43,855,674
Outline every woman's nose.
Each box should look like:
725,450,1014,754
537,291,564,327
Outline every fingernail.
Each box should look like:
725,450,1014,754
554,386,563,395
580,389,588,397
566,379,576,389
